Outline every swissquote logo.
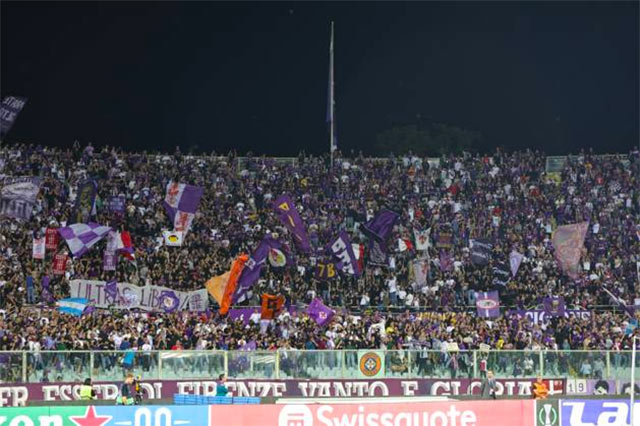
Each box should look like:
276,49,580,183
279,405,314,426
278,404,479,426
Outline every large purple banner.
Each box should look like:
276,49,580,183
0,378,566,407
508,309,592,325
0,176,42,219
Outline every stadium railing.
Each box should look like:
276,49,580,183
1,349,635,383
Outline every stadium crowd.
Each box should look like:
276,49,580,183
0,143,639,353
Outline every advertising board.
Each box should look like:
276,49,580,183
0,378,565,407
560,399,639,426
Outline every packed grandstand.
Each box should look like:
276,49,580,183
0,143,638,386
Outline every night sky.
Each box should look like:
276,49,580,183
1,1,638,156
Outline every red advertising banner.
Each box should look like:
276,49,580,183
0,378,565,407
210,399,535,426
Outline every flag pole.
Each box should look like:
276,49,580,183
632,335,637,424
329,21,335,168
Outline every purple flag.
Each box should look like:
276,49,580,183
439,250,453,272
602,287,636,318
492,262,510,287
58,223,112,258
509,250,524,277
0,176,42,219
542,296,566,317
307,298,335,326
41,275,53,304
104,280,117,304
234,236,276,303
475,291,500,318
552,222,589,278
470,238,493,266
274,195,311,253
108,196,126,214
363,209,399,241
73,180,98,223
0,96,27,139
367,238,388,266
163,182,204,234
327,231,361,276
103,230,118,271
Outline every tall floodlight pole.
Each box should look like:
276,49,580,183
328,21,336,168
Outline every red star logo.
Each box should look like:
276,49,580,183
69,406,112,426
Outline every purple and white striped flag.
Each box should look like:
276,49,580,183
58,223,112,258
163,182,203,234
475,291,500,318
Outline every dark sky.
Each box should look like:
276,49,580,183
1,1,638,156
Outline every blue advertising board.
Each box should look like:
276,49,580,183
561,399,638,426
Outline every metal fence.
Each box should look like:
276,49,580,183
1,349,636,384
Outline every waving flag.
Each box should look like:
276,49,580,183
261,294,285,320
552,222,589,278
32,237,45,259
363,209,399,241
327,231,361,276
603,287,636,318
492,262,510,287
58,223,112,258
116,230,135,261
363,209,398,267
56,298,88,316
52,253,68,275
470,238,493,266
73,180,98,223
163,230,184,247
204,254,248,315
41,275,53,304
414,228,431,251
542,296,566,317
307,298,335,326
413,258,430,288
0,96,27,139
102,231,118,271
234,236,279,303
439,250,453,272
274,195,311,253
509,250,524,277
104,280,117,304
475,291,500,318
163,182,204,234
45,227,60,250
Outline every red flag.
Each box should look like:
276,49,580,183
52,253,68,275
45,228,60,250
117,230,135,261
261,294,285,320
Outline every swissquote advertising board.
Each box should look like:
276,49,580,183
0,378,565,406
0,400,535,426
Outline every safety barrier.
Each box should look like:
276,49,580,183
2,349,637,384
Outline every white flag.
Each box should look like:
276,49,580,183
32,237,45,259
414,228,431,251
163,230,184,247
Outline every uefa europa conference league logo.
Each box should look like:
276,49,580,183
536,400,559,426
